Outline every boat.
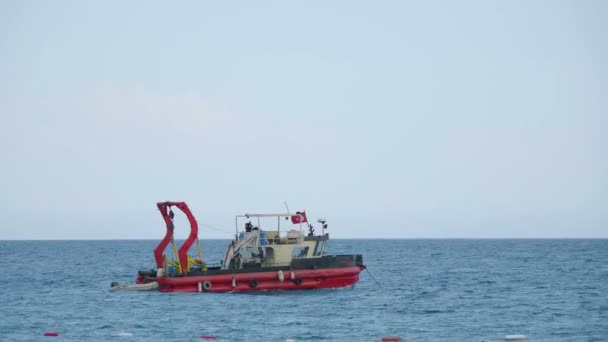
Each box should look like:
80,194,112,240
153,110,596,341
110,281,159,291
129,201,365,292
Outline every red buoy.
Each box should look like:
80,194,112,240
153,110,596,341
43,331,59,337
381,337,401,341
200,336,217,340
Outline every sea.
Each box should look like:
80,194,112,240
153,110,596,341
0,239,606,341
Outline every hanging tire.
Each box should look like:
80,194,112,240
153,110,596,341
249,279,258,288
202,281,212,290
294,278,303,286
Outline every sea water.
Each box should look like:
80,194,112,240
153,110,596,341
0,239,606,341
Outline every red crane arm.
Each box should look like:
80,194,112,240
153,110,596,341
153,201,199,272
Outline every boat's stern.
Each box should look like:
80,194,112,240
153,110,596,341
135,268,158,284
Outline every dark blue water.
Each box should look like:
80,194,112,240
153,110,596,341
1,239,607,341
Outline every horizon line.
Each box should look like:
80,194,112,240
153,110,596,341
1,237,607,241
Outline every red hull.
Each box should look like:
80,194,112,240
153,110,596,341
156,266,364,292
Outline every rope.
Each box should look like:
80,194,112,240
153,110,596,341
364,266,384,291
200,224,236,238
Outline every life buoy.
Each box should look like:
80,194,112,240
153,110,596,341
294,278,303,285
202,281,212,290
249,279,258,288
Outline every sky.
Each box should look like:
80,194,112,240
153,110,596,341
0,0,606,239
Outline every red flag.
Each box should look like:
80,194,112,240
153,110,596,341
291,211,308,224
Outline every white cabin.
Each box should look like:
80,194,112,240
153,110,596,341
221,212,329,270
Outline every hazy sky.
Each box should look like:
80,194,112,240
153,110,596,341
1,1,606,239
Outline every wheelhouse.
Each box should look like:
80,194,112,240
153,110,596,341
221,212,329,270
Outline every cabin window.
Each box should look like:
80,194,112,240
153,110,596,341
313,241,325,256
292,247,309,258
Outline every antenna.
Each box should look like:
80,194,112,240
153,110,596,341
284,201,291,214
317,218,328,236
